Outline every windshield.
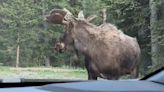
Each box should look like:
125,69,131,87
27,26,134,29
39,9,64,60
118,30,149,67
0,0,164,81
148,70,164,84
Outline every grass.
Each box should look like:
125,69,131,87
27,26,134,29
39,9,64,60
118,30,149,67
0,66,87,80
0,66,142,80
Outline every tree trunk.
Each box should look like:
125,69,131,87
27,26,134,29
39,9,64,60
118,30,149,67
42,2,50,67
136,0,152,75
150,0,164,70
16,33,20,67
43,21,50,67
44,56,50,67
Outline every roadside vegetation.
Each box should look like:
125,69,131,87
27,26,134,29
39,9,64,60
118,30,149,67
0,66,87,79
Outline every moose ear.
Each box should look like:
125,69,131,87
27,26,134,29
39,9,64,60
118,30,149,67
78,11,85,20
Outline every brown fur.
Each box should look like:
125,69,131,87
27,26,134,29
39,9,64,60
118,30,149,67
72,21,140,79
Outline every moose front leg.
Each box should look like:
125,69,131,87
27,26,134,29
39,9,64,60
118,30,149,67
88,70,97,80
84,56,97,80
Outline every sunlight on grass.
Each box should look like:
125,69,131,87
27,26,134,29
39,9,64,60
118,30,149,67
0,66,87,80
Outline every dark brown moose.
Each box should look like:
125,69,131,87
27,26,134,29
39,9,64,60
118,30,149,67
46,8,141,80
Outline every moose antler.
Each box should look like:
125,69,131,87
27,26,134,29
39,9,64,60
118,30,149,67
86,15,97,22
46,9,66,24
46,8,75,24
101,8,107,24
63,8,72,15
77,10,97,22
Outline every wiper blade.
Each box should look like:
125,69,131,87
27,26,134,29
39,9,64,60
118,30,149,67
141,67,164,80
0,78,86,88
151,80,164,85
0,78,21,83
0,78,84,83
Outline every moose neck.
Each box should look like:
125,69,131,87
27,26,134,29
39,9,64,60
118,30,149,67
72,21,97,55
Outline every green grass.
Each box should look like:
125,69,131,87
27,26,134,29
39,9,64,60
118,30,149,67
0,66,87,80
0,66,142,80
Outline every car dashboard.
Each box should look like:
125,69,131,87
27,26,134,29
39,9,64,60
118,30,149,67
0,67,163,92
0,80,163,92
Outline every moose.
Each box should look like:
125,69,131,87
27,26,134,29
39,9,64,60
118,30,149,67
46,8,141,80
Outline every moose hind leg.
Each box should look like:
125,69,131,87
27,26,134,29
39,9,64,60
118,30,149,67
130,67,139,79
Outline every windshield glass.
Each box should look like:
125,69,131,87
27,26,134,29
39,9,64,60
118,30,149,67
147,70,164,84
0,0,163,81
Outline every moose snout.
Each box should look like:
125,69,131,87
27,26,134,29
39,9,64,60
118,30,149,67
54,42,65,53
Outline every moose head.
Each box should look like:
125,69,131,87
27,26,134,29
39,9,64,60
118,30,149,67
46,8,97,53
